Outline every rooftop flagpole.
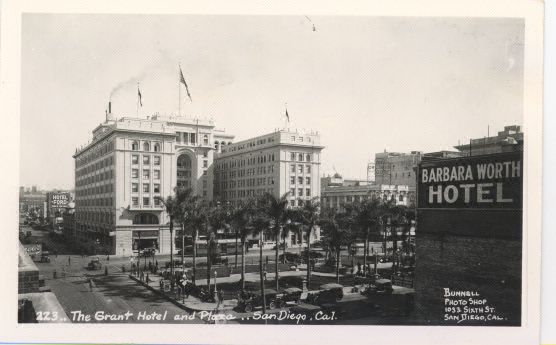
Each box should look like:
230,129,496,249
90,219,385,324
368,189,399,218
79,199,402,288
178,63,182,117
136,82,140,118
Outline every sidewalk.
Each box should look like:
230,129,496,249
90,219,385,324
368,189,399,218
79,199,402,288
128,273,237,313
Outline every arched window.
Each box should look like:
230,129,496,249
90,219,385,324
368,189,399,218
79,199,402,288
214,141,219,150
153,143,161,152
143,142,150,151
131,141,139,150
133,213,159,225
203,135,209,146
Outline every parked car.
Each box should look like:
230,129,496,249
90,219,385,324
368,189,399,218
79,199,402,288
307,283,344,306
139,248,156,257
379,255,393,263
165,259,183,269
237,289,283,312
301,250,325,264
87,256,102,270
279,252,302,265
280,287,303,305
39,251,51,263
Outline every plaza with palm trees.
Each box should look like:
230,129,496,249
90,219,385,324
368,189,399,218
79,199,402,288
129,185,416,323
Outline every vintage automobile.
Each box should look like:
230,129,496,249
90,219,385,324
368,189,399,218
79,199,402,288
307,283,344,306
39,251,51,263
361,278,394,296
237,289,283,312
278,252,302,265
87,256,102,270
301,250,325,264
139,248,156,257
181,282,215,303
280,287,303,305
374,278,393,293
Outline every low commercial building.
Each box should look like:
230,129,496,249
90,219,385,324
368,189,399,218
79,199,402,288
454,125,523,156
321,173,415,210
374,151,422,187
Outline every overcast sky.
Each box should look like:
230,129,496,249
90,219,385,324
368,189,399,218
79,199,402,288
20,14,524,190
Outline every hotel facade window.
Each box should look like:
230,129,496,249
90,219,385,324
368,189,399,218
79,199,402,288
153,156,160,165
143,142,150,151
132,155,139,164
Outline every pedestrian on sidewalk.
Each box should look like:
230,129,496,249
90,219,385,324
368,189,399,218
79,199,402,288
68,256,71,265
88,278,94,292
218,289,223,304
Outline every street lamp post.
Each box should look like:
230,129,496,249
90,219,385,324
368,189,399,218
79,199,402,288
214,270,218,298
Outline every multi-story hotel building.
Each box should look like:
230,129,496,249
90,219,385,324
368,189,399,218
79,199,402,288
73,107,233,255
213,129,325,247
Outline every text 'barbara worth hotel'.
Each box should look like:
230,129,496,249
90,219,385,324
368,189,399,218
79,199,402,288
72,102,324,256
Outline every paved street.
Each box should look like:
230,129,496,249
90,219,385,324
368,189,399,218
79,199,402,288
42,268,202,323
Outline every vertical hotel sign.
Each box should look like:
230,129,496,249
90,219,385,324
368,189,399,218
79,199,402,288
417,152,523,238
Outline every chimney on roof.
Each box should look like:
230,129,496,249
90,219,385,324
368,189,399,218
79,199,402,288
108,101,112,114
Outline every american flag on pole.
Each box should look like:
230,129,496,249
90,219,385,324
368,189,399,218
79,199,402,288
179,66,193,102
137,85,143,107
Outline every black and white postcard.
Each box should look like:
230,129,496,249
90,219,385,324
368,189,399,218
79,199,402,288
0,0,544,344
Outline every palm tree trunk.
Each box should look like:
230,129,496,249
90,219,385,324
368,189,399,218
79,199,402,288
275,232,280,291
336,248,340,283
181,224,185,269
259,230,266,314
392,226,398,273
282,233,287,263
192,229,197,285
306,227,312,288
170,218,174,277
363,229,369,276
206,238,211,286
234,229,239,269
241,237,246,291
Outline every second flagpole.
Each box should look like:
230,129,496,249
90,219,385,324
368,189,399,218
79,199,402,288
178,64,181,117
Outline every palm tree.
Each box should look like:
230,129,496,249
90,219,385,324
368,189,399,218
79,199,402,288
350,197,382,276
173,189,195,269
296,197,321,287
232,199,256,291
381,201,413,272
251,206,270,314
261,192,290,291
156,187,192,277
206,201,230,286
319,209,352,283
184,197,208,285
